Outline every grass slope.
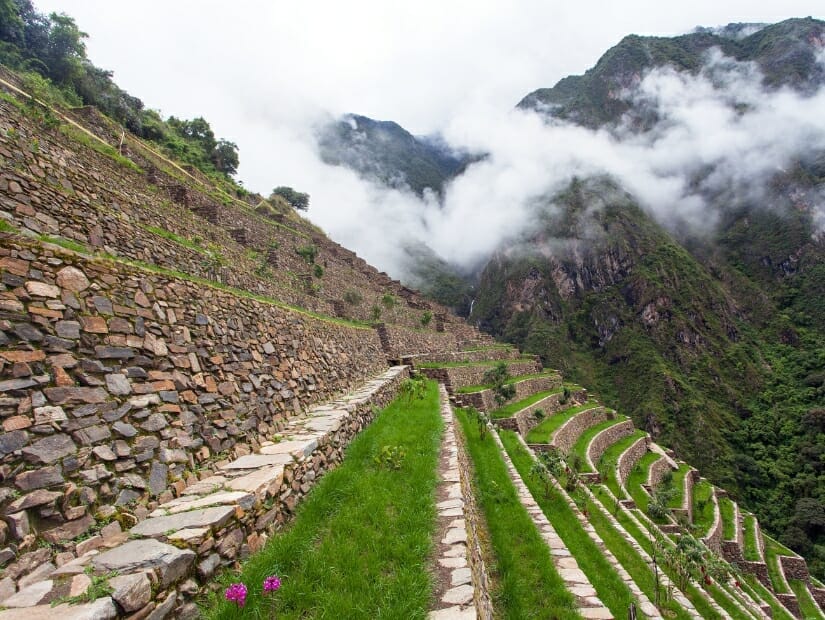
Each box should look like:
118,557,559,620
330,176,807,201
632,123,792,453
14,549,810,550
525,402,600,444
500,431,638,618
489,388,562,419
456,410,580,618
204,381,443,619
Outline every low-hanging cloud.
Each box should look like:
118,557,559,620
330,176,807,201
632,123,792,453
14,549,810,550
288,47,825,280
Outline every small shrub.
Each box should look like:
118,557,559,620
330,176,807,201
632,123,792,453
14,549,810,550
343,290,362,305
559,386,571,404
381,293,396,310
374,445,406,470
420,310,432,327
295,244,317,264
313,264,324,278
370,305,382,321
483,362,516,406
399,377,426,402
532,408,545,420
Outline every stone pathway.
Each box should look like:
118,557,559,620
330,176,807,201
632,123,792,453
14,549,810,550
0,366,408,620
490,429,614,619
429,385,489,620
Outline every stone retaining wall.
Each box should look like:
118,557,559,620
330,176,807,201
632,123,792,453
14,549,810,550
0,366,408,618
702,487,723,555
809,583,825,611
647,455,674,490
586,419,634,471
0,237,387,580
776,593,801,619
672,469,698,524
721,499,745,563
378,324,459,360
617,435,649,486
551,406,608,454
512,389,587,437
456,374,562,413
421,359,542,391
453,398,495,619
741,560,771,587
779,554,809,581
413,347,521,365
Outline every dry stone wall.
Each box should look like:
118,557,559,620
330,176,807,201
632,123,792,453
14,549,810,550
586,419,634,470
512,389,587,437
378,324,459,360
456,374,563,412
419,359,541,391
0,236,386,571
413,347,520,365
551,407,608,454
617,436,648,486
702,488,723,555
647,455,674,490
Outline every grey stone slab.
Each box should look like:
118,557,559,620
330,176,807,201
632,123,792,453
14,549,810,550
129,505,235,537
0,598,116,619
225,466,284,497
150,491,254,517
441,584,474,605
220,453,293,470
259,439,318,458
109,572,151,612
428,607,476,620
93,539,194,588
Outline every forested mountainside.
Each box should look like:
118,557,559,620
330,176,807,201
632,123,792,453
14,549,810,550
326,18,825,578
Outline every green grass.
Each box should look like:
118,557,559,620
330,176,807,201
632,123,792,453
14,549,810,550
719,496,736,540
139,224,220,258
570,417,627,473
582,489,693,619
591,487,724,619
37,234,91,254
0,218,19,233
743,515,761,561
626,452,660,514
705,583,755,620
765,538,791,594
692,480,715,537
525,401,600,444
203,381,443,619
59,123,142,172
597,430,647,498
666,464,691,509
500,431,640,618
489,388,562,419
455,370,559,394
461,344,513,352
742,575,795,620
456,410,579,619
790,579,825,620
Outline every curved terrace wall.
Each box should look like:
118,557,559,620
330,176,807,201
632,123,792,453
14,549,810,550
702,487,723,555
646,455,674,490
586,419,634,471
551,406,608,454
513,389,587,437
617,435,649,487
456,374,563,413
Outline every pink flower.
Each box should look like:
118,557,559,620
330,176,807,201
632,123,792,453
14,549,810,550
225,582,248,607
263,575,282,593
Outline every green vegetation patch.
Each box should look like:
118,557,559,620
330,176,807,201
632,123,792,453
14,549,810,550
489,388,562,419
570,417,628,473
764,537,791,594
789,579,825,620
500,430,638,618
597,430,647,498
741,575,795,620
719,497,736,541
59,123,142,172
204,380,442,619
626,452,661,514
417,357,534,369
666,464,691,509
691,480,716,537
743,515,761,561
456,409,579,619
525,401,600,444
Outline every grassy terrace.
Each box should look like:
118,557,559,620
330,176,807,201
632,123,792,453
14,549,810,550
581,488,692,619
591,487,725,619
626,452,660,513
500,431,636,619
525,401,600,444
790,579,825,620
416,357,534,369
454,370,559,394
570,417,628,473
764,536,794,594
456,410,580,618
666,463,692,509
597,430,647,498
741,575,795,620
719,496,736,540
204,381,442,619
489,388,562,419
691,480,715,537
743,514,761,561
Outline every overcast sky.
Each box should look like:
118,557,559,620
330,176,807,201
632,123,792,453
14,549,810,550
36,1,824,193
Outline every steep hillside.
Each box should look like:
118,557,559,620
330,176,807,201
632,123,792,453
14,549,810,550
316,113,475,197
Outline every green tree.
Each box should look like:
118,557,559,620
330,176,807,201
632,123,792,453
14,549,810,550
42,12,86,85
211,139,239,176
271,186,309,211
